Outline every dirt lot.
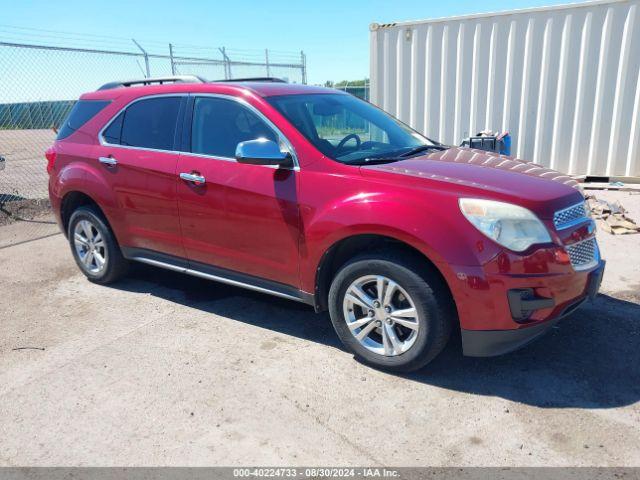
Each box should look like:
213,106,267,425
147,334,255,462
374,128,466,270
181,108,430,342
0,129,59,247
0,190,638,467
0,129,54,200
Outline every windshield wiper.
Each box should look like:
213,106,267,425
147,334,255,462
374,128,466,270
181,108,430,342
345,144,450,165
346,157,404,166
398,144,449,158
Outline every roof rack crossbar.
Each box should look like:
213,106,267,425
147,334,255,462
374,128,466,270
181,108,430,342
98,75,207,91
212,77,287,83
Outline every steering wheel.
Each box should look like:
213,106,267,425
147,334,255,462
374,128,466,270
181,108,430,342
336,133,361,153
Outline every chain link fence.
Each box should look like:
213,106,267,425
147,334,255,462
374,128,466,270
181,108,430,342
335,84,370,101
0,40,306,248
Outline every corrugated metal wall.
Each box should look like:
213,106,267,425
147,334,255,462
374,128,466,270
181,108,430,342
370,0,640,177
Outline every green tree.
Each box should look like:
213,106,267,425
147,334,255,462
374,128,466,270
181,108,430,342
334,79,369,87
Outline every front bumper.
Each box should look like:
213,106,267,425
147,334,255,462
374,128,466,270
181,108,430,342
460,260,605,357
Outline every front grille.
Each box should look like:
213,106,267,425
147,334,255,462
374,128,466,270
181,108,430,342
554,202,587,229
566,237,598,270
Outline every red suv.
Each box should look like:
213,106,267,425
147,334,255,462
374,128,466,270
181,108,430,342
47,76,604,372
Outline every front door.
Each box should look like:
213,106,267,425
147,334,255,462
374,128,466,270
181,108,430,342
177,95,300,287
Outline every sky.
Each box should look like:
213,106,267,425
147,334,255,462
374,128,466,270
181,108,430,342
2,0,593,86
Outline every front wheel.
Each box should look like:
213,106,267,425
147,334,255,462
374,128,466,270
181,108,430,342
328,252,452,372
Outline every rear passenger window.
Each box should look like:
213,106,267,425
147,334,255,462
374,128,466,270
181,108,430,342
57,100,110,140
191,97,277,158
119,97,181,150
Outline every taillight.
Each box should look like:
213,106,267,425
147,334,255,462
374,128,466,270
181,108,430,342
45,147,57,174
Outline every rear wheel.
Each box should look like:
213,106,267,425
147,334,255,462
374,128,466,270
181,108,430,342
68,205,128,284
328,252,452,372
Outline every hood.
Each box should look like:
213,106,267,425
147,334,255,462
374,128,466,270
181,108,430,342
360,147,583,218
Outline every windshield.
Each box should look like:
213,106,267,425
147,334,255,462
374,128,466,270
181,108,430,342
266,93,439,164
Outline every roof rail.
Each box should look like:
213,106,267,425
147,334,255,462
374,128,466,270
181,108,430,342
97,75,207,91
212,77,287,83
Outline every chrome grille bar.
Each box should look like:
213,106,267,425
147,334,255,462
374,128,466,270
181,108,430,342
553,201,588,230
565,237,599,271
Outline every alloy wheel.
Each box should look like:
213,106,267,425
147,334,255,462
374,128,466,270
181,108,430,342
342,274,420,356
73,219,107,274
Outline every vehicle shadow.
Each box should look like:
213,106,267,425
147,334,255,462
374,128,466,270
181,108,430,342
114,263,342,348
409,293,640,409
112,263,640,409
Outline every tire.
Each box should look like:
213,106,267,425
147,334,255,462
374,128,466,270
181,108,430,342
68,205,129,284
328,251,452,372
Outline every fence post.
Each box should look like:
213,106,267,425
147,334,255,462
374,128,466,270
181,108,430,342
132,39,150,78
169,43,176,75
219,47,231,79
26,102,34,129
265,49,270,77
301,50,307,84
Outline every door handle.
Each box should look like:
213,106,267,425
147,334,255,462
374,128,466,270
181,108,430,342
180,172,206,185
99,156,118,166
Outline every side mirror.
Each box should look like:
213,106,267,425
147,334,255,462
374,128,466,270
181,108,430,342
235,139,293,168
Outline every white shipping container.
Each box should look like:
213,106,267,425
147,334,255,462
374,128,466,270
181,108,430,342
370,0,640,177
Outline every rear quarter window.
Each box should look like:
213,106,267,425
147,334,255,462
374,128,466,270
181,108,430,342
56,100,110,140
102,112,124,145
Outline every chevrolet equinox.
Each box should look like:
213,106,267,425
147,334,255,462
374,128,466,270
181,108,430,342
47,76,605,371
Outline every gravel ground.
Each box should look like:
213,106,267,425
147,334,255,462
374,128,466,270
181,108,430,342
586,189,640,302
0,129,56,247
0,190,638,467
0,129,54,200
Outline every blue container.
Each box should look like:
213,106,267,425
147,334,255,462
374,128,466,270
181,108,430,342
500,133,511,156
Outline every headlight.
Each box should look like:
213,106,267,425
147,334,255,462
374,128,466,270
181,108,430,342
459,198,552,252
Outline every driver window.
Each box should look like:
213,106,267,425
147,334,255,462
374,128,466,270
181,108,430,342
191,97,278,158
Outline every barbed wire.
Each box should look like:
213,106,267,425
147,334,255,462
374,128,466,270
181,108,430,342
0,24,303,63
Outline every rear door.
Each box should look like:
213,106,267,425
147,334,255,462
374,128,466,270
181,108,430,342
176,95,300,287
94,95,186,258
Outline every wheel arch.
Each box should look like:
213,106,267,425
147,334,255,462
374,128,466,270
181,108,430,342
55,158,121,239
314,233,456,315
60,191,109,237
